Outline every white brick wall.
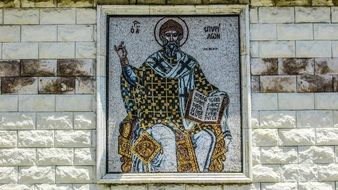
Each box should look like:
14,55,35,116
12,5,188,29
0,7,97,190
0,6,337,190
250,6,338,190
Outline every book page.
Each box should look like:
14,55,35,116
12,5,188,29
187,91,207,121
203,95,224,122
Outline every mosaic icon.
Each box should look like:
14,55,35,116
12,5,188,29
112,17,235,173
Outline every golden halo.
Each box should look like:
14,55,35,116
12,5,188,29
154,17,189,47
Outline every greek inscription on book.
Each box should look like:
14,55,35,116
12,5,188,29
185,90,228,124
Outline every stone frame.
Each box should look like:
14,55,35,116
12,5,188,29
96,5,252,184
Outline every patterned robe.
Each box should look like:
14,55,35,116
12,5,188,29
118,50,231,172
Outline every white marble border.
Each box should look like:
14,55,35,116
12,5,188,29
96,5,252,184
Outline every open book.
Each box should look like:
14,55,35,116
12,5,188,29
185,90,229,124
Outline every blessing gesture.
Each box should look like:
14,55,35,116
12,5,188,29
114,41,129,66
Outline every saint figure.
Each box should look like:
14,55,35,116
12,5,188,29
115,17,232,173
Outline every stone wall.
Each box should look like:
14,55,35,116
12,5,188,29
0,8,98,190
0,3,338,190
249,6,338,190
2,0,338,7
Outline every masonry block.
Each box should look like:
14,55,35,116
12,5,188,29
74,112,95,129
277,24,313,40
252,147,261,165
21,25,57,42
259,7,294,23
260,41,295,58
250,24,276,41
260,111,296,128
0,149,36,166
297,110,333,128
3,43,39,59
279,129,316,145
19,166,55,184
39,77,75,94
57,0,94,7
281,164,318,181
97,0,130,4
278,58,314,75
296,41,331,58
35,184,73,190
1,77,38,94
74,148,95,165
186,185,222,190
137,0,165,5
4,9,39,24
251,0,274,6
21,0,56,7
299,182,335,190
275,0,311,6
76,9,96,24
315,93,338,109
252,93,278,110
299,146,335,164
251,58,278,75
253,165,281,182
0,184,34,190
109,185,147,190
0,60,20,77
316,128,338,145
260,147,298,164
261,183,297,190
55,130,91,147
278,93,314,110
314,24,338,40
260,76,296,92
0,26,20,42
297,75,333,92
295,7,330,23
0,112,35,129
250,8,258,23
58,25,94,42
0,0,20,7
0,167,17,183
0,95,18,111
253,129,278,146
40,8,76,24
334,76,338,92
332,7,338,23
334,111,338,127
56,166,94,183
57,59,95,77
21,59,57,77
37,112,73,130
332,42,338,57
318,164,338,181
55,95,93,111
0,131,17,148
250,42,259,58
18,130,54,147
19,95,55,111
76,42,96,58
37,148,73,165
312,0,334,5
251,76,260,92
315,58,338,75
39,42,75,59
75,77,94,94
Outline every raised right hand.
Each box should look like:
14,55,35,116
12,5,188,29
114,41,129,66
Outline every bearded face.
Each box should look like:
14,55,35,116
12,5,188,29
161,30,181,58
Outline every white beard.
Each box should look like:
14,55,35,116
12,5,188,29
163,41,180,58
